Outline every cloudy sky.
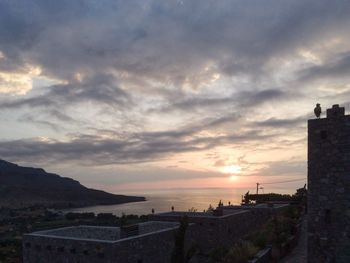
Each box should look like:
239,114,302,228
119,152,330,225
1,0,349,193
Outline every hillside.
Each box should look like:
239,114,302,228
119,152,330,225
0,160,145,208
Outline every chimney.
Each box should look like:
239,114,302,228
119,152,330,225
326,104,345,119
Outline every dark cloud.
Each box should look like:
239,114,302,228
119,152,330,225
158,96,233,113
158,89,295,113
237,89,291,107
1,0,350,83
0,74,131,110
254,116,306,128
0,0,350,174
299,52,350,83
255,160,306,177
18,115,61,131
48,109,76,123
0,125,272,166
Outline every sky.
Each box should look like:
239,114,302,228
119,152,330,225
1,0,350,193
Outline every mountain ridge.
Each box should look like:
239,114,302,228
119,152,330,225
0,159,145,208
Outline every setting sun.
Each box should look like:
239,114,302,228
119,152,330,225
229,175,239,181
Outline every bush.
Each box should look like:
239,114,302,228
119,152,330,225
283,206,300,220
139,215,148,221
252,232,267,249
171,216,189,263
209,246,228,262
65,212,95,220
97,213,116,220
223,241,259,263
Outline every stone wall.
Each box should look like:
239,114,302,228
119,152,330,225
152,207,279,251
111,227,178,263
23,207,282,263
23,235,115,263
138,221,178,235
308,105,350,262
23,222,179,263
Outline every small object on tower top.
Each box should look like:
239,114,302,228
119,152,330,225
314,103,321,118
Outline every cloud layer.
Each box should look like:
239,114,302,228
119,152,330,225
1,0,349,188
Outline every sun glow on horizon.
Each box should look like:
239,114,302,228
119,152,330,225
229,175,239,181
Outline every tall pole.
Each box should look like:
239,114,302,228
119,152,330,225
256,183,260,195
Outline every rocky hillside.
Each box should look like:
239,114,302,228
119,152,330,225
0,160,145,208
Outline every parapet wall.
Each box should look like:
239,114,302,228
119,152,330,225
138,221,178,235
23,235,115,263
39,225,121,241
23,222,179,263
23,206,287,263
153,206,284,251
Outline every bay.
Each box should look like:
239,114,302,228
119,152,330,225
63,187,294,216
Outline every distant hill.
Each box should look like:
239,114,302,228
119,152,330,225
0,160,145,209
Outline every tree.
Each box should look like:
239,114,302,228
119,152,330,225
188,207,197,212
171,216,189,263
205,204,214,213
218,200,223,207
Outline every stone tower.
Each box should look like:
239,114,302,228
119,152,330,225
308,104,350,262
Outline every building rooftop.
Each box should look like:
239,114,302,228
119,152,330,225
153,203,289,219
155,209,248,218
222,203,289,208
26,221,179,243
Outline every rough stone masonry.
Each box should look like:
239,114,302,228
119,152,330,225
308,104,350,263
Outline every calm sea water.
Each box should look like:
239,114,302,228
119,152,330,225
63,187,295,216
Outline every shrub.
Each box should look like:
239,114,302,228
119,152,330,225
171,216,189,263
252,232,267,249
209,246,228,262
223,241,259,263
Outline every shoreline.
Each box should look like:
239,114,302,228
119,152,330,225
0,196,146,210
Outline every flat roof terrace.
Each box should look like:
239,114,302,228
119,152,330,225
154,209,248,219
222,203,290,209
35,225,120,241
26,221,179,243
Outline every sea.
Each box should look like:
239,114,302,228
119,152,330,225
63,187,296,217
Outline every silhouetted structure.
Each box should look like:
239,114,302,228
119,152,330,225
314,103,322,118
152,204,288,251
308,104,350,262
23,204,288,263
23,222,180,263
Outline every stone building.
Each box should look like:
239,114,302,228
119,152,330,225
152,204,288,251
23,222,180,263
23,204,287,263
308,104,350,262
